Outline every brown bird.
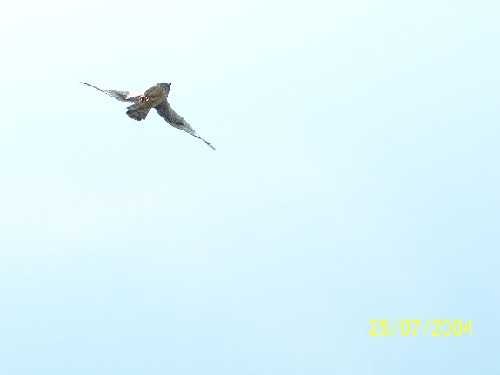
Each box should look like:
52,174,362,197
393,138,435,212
81,82,215,150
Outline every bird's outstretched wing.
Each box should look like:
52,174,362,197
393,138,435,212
155,100,216,150
80,82,142,102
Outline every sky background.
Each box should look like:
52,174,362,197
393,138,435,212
0,0,499,374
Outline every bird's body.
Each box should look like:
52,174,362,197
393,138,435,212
81,82,215,150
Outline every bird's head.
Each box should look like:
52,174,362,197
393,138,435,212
157,83,171,95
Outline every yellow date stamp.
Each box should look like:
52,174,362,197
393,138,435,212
370,319,472,337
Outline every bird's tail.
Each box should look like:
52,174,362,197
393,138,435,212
126,103,150,121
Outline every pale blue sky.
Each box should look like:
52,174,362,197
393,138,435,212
0,0,498,374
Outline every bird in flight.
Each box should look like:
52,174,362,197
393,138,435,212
81,82,215,150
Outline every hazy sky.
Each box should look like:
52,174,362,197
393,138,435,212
1,0,498,374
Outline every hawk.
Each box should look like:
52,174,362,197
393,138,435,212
81,82,215,150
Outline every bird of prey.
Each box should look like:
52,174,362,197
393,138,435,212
81,82,215,150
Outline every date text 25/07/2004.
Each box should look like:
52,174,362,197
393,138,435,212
369,319,472,337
